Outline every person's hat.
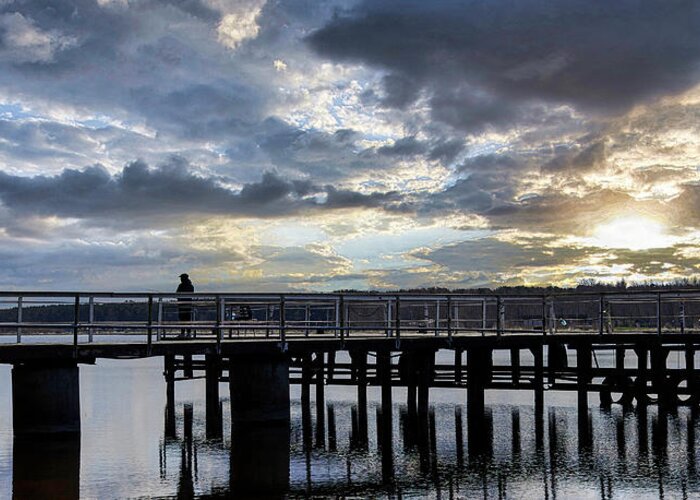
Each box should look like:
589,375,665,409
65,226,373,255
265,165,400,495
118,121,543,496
179,273,189,279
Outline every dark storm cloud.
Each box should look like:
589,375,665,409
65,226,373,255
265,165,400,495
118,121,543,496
397,154,523,216
541,140,606,174
309,0,700,130
427,138,464,163
254,118,419,180
377,136,425,156
0,0,270,141
0,160,402,224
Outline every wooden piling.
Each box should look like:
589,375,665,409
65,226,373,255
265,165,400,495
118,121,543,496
532,345,544,418
377,350,393,421
511,347,520,386
164,354,176,438
205,354,222,439
315,351,326,449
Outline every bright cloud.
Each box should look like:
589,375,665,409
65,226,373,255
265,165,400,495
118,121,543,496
217,1,266,50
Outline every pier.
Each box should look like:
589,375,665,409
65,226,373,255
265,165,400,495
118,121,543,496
1,289,700,492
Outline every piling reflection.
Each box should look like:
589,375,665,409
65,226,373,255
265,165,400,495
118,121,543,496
13,436,80,500
153,396,700,499
230,423,289,498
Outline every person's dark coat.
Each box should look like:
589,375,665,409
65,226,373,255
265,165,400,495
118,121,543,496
177,278,194,321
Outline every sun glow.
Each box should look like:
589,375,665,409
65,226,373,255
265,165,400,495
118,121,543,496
592,216,673,250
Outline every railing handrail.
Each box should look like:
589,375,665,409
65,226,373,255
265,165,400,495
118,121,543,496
2,288,700,300
1,288,700,347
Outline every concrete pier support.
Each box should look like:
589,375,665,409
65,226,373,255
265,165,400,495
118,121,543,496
467,347,492,458
229,353,291,495
12,362,80,437
467,347,491,419
229,354,290,425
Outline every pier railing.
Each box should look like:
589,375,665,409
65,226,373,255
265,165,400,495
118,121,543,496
1,289,700,347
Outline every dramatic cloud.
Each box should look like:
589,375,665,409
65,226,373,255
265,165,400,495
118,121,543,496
0,160,402,225
0,0,699,290
309,0,700,130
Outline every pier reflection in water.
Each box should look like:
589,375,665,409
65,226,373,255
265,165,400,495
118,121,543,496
151,398,700,499
2,358,700,498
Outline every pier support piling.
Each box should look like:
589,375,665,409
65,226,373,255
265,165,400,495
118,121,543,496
229,354,290,425
577,345,591,415
12,361,80,437
378,350,393,422
350,350,369,447
164,354,176,439
467,347,492,457
315,351,326,448
467,347,490,419
417,350,434,421
205,354,222,439
532,345,544,418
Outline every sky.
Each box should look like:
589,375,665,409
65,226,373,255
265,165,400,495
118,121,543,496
1,0,700,292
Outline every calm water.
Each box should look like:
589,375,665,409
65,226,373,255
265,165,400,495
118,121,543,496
0,351,698,499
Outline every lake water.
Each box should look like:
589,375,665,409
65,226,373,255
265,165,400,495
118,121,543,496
0,351,698,499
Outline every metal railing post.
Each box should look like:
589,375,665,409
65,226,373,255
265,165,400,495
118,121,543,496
305,304,311,337
147,295,153,354
16,296,22,344
681,301,686,334
279,296,286,342
496,296,503,336
157,298,163,341
481,298,487,335
657,292,662,336
73,294,80,351
385,297,392,337
542,295,547,335
446,296,452,338
435,298,440,336
395,295,401,340
598,295,604,335
88,296,94,343
216,295,222,354
339,295,345,341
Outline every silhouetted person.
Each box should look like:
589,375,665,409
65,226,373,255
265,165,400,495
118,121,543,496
177,273,194,339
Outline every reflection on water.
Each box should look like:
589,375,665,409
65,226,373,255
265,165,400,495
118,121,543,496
13,437,80,500
0,358,699,498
